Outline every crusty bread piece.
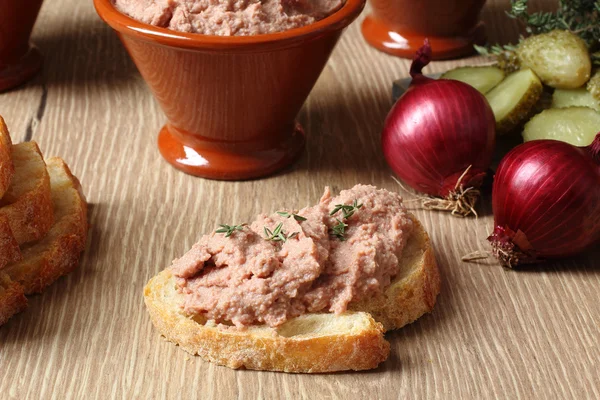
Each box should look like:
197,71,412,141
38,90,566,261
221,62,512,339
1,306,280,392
0,142,54,245
0,117,14,199
0,272,27,326
0,215,21,269
3,158,88,295
144,215,440,373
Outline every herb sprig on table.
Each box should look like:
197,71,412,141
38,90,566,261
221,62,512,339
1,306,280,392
215,224,245,237
475,0,600,64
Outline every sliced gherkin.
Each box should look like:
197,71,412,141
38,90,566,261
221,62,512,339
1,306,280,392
552,88,600,112
523,107,600,146
485,69,543,135
587,70,600,101
440,66,505,94
495,51,520,74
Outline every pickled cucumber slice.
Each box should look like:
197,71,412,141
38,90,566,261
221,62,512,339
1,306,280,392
495,51,520,74
440,66,505,94
522,107,600,146
587,70,600,101
552,88,600,112
516,30,591,89
485,68,543,135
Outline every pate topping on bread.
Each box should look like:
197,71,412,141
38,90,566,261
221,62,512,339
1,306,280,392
170,184,414,328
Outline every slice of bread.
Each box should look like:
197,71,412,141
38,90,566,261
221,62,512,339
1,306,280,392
0,272,27,326
0,215,21,269
144,216,440,373
0,142,54,245
0,117,14,199
3,158,88,295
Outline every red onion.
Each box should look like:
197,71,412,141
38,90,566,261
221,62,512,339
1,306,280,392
489,133,600,267
382,40,496,217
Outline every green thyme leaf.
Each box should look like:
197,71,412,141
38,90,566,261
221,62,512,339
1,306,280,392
330,199,363,219
277,211,307,221
216,224,245,238
330,218,348,241
264,222,298,242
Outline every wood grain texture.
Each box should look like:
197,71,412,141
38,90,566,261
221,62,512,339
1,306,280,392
1,0,598,398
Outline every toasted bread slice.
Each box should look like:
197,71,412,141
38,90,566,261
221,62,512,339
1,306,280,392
145,270,390,373
0,142,54,245
3,158,88,295
0,272,27,326
0,215,21,269
144,216,439,373
0,117,14,199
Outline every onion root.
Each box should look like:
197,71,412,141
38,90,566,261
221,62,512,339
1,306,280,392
488,227,538,268
393,166,481,217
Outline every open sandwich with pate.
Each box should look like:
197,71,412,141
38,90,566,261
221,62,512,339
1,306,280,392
145,185,440,373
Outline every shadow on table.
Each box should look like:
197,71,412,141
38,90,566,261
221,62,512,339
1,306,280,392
291,82,394,179
32,17,138,87
514,249,600,274
0,203,102,343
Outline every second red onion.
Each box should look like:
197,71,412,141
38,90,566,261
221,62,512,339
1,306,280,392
489,133,600,267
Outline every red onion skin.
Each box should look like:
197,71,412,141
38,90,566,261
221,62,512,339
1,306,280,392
490,134,600,265
382,42,496,198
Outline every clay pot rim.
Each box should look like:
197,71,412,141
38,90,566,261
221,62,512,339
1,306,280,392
94,0,365,51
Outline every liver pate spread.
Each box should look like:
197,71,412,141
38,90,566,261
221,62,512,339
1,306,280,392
171,185,413,328
113,0,345,36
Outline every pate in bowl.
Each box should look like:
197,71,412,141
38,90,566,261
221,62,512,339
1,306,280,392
94,0,366,180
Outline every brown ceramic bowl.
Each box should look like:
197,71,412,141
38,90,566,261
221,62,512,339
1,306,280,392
0,0,44,92
361,0,486,60
94,0,365,180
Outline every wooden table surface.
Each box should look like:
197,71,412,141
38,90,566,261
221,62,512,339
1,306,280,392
1,0,598,398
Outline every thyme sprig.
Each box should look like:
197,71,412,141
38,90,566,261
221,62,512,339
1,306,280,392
473,43,520,56
330,219,348,241
328,199,363,240
215,224,245,238
264,222,298,242
276,211,307,221
508,0,600,47
476,0,600,65
330,199,363,219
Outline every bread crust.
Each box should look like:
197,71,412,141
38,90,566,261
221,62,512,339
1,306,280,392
0,215,21,270
0,272,27,326
144,213,440,372
3,158,88,295
0,117,14,199
0,142,54,245
349,216,441,331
